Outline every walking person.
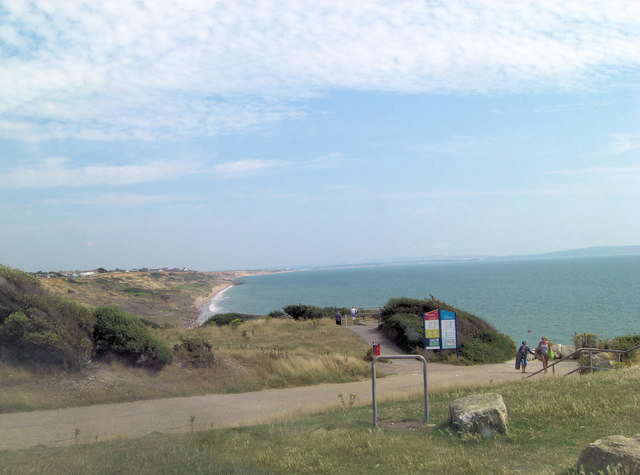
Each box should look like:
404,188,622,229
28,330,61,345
350,306,357,322
517,341,535,373
536,336,551,373
335,311,342,326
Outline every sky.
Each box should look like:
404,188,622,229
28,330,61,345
1,0,639,272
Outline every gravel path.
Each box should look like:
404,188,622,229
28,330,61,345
0,321,576,451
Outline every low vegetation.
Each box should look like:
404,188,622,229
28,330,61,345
172,336,215,368
1,367,638,474
203,312,261,326
571,331,640,372
1,263,532,414
0,316,371,413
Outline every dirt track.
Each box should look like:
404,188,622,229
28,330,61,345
0,321,576,451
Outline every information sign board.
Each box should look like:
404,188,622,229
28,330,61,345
423,310,441,350
440,310,458,349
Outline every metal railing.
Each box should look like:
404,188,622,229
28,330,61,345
371,355,428,427
526,344,640,378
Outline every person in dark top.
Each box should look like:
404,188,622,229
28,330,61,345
517,341,535,373
335,311,342,326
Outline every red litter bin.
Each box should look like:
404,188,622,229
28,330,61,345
373,343,380,356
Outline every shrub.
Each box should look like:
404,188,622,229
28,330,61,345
381,313,424,351
379,295,515,364
204,313,260,326
603,334,640,364
603,333,640,351
279,305,350,320
173,337,215,368
380,297,434,321
0,265,95,369
92,306,172,368
572,332,599,349
267,310,286,318
283,304,324,320
458,329,516,363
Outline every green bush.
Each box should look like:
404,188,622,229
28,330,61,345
382,313,424,351
282,304,324,320
380,297,434,320
458,329,516,363
281,304,349,320
0,265,95,369
148,339,174,368
603,334,640,364
92,306,172,368
379,296,515,364
603,333,640,351
572,332,599,349
204,313,261,326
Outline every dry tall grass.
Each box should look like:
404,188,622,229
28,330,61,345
1,318,371,413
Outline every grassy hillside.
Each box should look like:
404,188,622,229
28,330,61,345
37,269,242,327
0,266,95,369
1,367,638,474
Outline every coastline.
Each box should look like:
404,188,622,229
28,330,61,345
192,269,279,326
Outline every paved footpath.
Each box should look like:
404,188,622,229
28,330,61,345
0,321,575,451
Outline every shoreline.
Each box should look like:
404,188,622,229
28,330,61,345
195,285,234,326
191,269,280,327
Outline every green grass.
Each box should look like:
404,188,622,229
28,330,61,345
1,368,638,474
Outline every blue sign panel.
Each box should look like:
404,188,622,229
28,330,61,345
439,310,458,349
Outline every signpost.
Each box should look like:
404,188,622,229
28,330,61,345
423,309,441,350
423,309,459,358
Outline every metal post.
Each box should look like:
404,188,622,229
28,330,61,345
371,355,428,427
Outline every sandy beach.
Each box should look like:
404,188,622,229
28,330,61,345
192,269,279,326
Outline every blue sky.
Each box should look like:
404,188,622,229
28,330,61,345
1,1,639,272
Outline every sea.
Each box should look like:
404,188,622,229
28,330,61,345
205,255,640,345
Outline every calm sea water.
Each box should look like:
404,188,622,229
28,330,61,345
209,256,640,345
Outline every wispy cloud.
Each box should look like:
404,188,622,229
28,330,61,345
605,133,640,155
0,158,203,189
379,179,639,201
50,192,193,207
547,164,640,176
1,1,637,141
213,159,287,177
